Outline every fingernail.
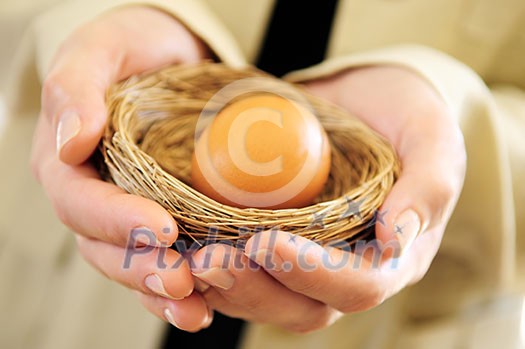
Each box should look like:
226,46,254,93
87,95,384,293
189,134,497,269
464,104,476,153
56,111,81,154
164,308,181,329
192,268,234,290
137,234,161,247
202,307,214,328
193,277,210,293
131,226,162,247
251,249,284,271
394,209,421,252
145,274,180,300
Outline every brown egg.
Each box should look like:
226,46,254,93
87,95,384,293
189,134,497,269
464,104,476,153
191,93,331,209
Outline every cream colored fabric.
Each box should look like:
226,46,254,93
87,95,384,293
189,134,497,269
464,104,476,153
1,1,245,348
1,0,524,348
30,0,247,81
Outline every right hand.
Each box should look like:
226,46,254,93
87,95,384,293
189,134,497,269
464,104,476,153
31,6,213,332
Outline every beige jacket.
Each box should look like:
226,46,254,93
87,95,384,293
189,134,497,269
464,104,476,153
1,0,524,348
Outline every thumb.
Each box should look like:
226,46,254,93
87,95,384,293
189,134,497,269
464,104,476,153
41,6,211,165
374,121,466,254
42,47,114,165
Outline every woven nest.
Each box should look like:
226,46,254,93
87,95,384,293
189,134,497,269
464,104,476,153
100,62,400,246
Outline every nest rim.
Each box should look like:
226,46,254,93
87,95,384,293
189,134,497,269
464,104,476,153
101,62,400,245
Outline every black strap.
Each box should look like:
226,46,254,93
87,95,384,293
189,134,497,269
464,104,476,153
162,312,244,348
256,0,340,77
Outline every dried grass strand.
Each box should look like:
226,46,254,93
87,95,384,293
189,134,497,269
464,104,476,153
100,63,400,245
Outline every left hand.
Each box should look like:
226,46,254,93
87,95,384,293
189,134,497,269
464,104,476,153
32,6,214,332
189,65,466,333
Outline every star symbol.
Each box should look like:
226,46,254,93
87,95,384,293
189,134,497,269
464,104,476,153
309,211,328,229
365,209,389,229
288,234,297,244
340,196,364,220
394,224,404,235
237,226,250,238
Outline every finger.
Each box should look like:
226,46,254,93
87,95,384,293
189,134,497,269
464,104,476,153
136,291,212,332
302,67,465,253
31,116,178,247
198,286,305,328
374,114,466,253
195,269,284,323
196,286,255,321
42,6,210,165
244,230,424,313
200,285,343,334
76,235,192,300
190,243,340,333
42,41,114,164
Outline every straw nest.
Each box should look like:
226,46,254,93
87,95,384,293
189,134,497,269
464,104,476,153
100,62,400,246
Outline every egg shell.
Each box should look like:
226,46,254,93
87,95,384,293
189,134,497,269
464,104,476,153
191,93,331,209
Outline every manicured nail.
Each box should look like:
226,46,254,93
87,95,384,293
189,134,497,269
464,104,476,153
56,111,81,154
202,307,214,328
192,268,234,290
164,308,181,329
193,277,210,293
145,274,180,300
133,227,161,247
251,249,284,271
394,209,421,252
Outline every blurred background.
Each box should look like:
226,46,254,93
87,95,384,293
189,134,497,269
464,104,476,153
0,0,59,137
0,1,524,348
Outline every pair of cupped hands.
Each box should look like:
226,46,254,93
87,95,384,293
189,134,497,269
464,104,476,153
31,7,466,332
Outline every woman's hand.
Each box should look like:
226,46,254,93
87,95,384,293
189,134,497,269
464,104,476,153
190,65,466,332
32,6,213,332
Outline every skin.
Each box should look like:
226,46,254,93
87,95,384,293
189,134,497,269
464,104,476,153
32,6,466,334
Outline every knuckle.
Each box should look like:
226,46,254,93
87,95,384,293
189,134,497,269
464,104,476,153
434,176,457,202
426,175,458,220
286,306,339,334
285,323,316,334
237,295,265,314
410,271,426,286
193,243,236,269
75,235,88,256
451,126,467,160
29,141,51,184
42,74,62,105
338,282,387,313
291,277,324,296
51,199,72,229
52,203,68,226
366,284,388,309
408,263,430,286
41,74,66,122
29,154,41,183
